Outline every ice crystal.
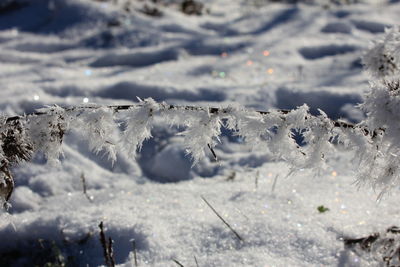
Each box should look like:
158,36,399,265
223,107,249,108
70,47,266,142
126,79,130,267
123,98,159,156
72,107,118,164
27,106,69,165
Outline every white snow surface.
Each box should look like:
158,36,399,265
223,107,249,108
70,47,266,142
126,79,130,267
1,0,400,266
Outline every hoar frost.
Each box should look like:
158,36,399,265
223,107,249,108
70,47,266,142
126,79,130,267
355,82,400,194
180,110,222,165
5,24,400,201
0,116,33,205
72,107,118,164
363,26,400,79
0,98,373,202
350,25,400,194
27,106,69,165
123,98,159,156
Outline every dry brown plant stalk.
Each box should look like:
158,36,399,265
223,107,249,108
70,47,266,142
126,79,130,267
172,259,185,267
201,196,244,242
99,221,116,267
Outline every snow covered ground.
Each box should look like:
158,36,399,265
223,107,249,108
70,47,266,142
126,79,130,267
1,0,400,266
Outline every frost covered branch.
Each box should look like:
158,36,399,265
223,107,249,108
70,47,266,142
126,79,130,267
0,98,370,205
2,26,400,204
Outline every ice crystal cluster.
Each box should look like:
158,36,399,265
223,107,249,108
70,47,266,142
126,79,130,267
363,26,400,79
72,107,119,163
355,26,400,196
0,27,400,203
27,106,69,165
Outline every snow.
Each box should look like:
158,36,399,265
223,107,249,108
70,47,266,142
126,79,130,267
1,0,400,266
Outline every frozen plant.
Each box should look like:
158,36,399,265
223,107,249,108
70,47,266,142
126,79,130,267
1,26,400,205
353,26,400,196
0,100,357,205
363,26,400,79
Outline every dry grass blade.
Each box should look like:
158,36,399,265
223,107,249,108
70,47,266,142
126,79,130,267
172,259,185,266
80,173,93,202
207,144,218,162
194,256,199,267
201,196,244,242
271,174,279,193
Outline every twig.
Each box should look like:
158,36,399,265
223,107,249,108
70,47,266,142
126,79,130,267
80,173,93,202
131,239,138,267
194,256,199,267
172,259,185,267
5,103,287,123
201,196,244,242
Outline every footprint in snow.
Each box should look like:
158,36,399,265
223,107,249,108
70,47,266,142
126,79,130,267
298,44,359,60
321,22,352,34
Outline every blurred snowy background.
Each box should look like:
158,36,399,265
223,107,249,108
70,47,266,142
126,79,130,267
1,0,400,266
